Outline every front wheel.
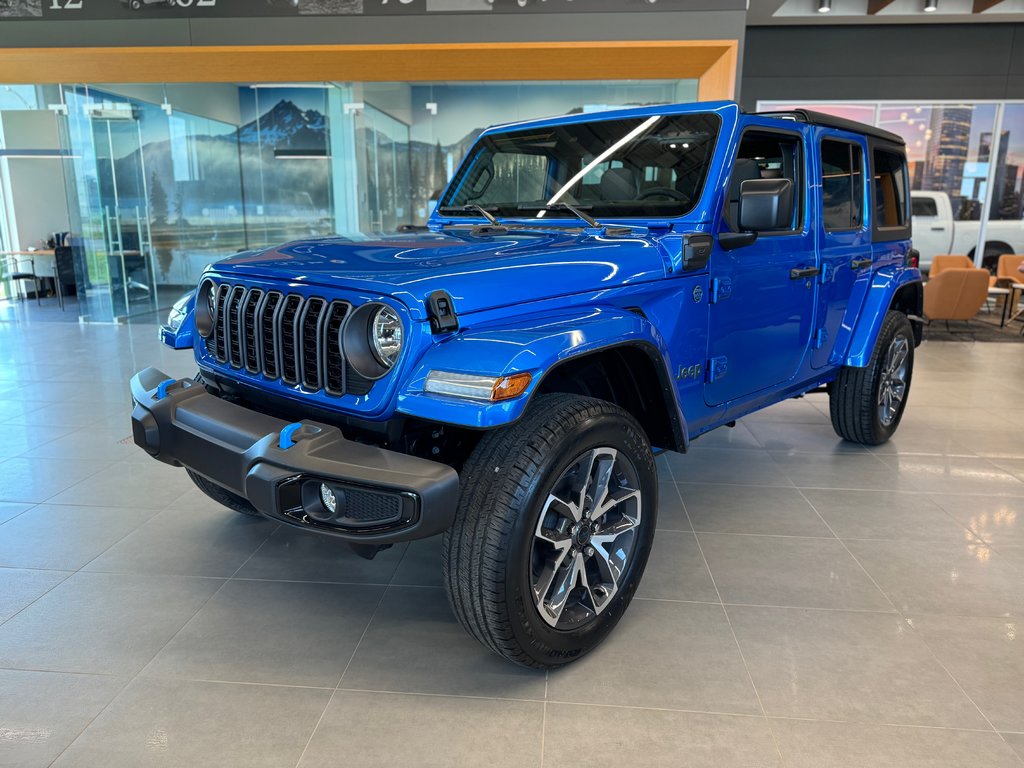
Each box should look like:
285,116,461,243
830,310,915,445
442,394,657,669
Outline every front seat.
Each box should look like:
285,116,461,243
725,158,762,231
599,167,640,201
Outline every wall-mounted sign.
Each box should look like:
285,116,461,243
1,0,733,20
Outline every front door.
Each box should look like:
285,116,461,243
705,127,818,406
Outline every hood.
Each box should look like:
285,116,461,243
209,229,668,319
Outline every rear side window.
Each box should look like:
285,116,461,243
821,139,864,232
873,147,909,236
912,197,938,217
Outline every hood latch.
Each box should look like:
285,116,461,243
427,290,460,334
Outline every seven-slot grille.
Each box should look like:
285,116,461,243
206,283,374,397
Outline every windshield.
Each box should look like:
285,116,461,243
439,112,721,220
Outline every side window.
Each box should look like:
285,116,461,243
723,130,804,233
821,139,864,232
912,197,938,217
873,147,908,230
480,152,550,203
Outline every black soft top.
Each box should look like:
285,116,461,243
754,108,905,146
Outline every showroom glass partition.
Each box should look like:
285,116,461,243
759,99,1024,271
0,77,698,322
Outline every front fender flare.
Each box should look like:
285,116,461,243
396,306,684,439
841,267,923,368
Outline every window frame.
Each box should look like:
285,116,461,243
439,111,723,221
721,125,807,237
869,139,912,243
819,136,867,234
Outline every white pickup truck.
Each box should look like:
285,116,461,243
911,190,1024,272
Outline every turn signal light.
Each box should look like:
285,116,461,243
491,373,532,402
425,370,533,402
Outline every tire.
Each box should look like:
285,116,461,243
442,394,657,669
186,469,262,518
830,310,914,445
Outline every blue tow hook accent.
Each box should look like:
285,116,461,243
154,379,177,401
279,422,305,451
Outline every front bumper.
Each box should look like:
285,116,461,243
129,367,459,543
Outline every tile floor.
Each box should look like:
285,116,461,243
1,317,1024,767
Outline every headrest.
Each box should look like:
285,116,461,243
728,158,762,201
600,166,639,200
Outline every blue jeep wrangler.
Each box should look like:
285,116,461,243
132,101,922,668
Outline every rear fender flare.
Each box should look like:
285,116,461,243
841,267,923,368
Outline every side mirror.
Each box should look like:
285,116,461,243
738,178,794,232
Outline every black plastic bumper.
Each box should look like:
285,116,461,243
130,367,460,543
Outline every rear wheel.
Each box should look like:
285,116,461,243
186,469,261,517
442,394,657,669
830,310,914,445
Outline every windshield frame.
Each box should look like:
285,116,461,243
435,110,723,224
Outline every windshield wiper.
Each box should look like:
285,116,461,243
517,203,601,229
437,205,501,225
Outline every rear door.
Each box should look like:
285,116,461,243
812,133,870,368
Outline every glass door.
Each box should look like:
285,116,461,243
61,87,157,321
356,104,411,234
93,104,157,320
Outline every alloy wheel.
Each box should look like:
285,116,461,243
878,335,910,427
530,447,642,630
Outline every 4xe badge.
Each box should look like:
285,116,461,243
676,363,703,382
692,285,704,303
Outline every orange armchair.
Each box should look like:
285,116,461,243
930,254,996,287
923,267,991,322
930,255,974,276
996,254,1024,287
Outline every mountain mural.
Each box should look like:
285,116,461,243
237,99,327,150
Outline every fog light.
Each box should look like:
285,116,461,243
320,484,337,515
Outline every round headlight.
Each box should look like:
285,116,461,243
195,278,217,338
341,302,405,381
370,305,403,368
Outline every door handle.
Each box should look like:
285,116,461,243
850,258,873,270
930,226,946,231
790,266,821,279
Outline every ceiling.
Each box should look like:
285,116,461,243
747,0,1024,25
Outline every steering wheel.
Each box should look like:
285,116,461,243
640,187,687,202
